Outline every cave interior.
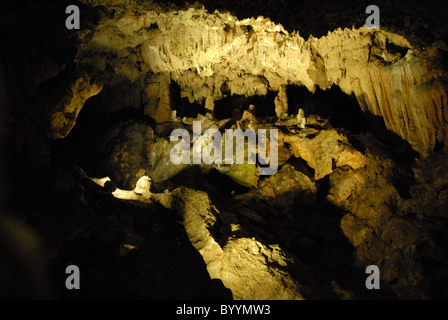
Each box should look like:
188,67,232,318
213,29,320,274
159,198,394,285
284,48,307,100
1,0,448,300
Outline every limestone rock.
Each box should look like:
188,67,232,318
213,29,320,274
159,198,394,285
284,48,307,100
134,175,152,196
154,187,307,300
274,85,288,119
49,2,448,299
327,169,366,210
144,73,172,123
310,29,448,156
102,121,152,189
215,164,259,188
219,238,304,300
146,137,188,183
297,108,306,129
340,214,373,248
240,163,317,212
283,128,367,180
9,0,448,301
49,72,103,139
204,96,215,114
77,4,447,156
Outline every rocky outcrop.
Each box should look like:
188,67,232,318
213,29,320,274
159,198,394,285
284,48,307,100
51,120,448,299
76,4,447,156
49,72,103,139
98,115,261,189
154,186,308,300
314,30,448,156
282,127,367,180
326,134,448,299
101,121,153,189
144,72,172,123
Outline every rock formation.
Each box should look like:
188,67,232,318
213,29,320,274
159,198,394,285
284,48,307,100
49,72,103,139
1,0,448,301
72,3,447,156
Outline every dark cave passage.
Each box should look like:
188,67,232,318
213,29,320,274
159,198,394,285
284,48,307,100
250,91,278,118
286,84,420,168
50,87,150,179
214,92,277,120
170,81,206,118
286,84,370,134
168,166,251,198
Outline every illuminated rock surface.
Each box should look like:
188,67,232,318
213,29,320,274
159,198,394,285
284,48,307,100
74,3,448,155
1,0,448,300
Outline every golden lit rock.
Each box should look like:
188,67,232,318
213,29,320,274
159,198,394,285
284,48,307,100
49,72,103,139
3,0,448,301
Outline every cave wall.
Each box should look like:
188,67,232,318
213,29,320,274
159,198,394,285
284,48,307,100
57,3,448,157
2,0,448,300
